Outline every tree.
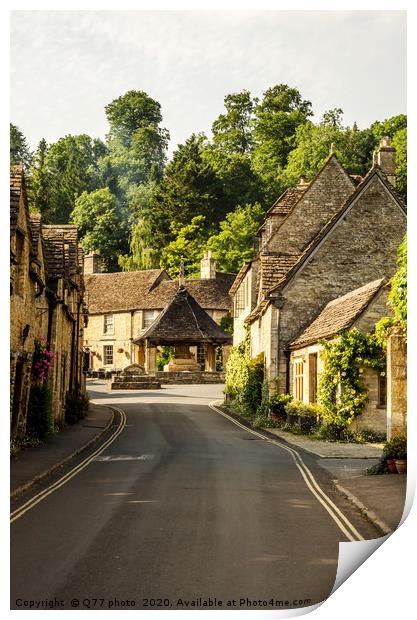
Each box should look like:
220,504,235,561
10,123,32,172
70,188,130,271
160,215,211,279
211,90,257,155
150,134,228,245
41,134,104,223
251,84,313,203
207,203,264,273
105,90,165,148
27,139,50,214
392,127,407,198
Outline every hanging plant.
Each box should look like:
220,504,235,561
32,339,54,383
317,329,385,430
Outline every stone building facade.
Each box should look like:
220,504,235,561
230,139,406,401
288,279,390,434
10,166,87,439
84,253,235,373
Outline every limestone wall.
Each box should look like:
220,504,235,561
386,327,407,439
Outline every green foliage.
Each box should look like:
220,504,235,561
212,90,256,155
207,203,264,273
374,316,395,348
65,388,90,425
26,383,54,440
105,90,166,148
27,139,50,214
10,123,33,172
71,187,130,271
317,329,386,430
285,400,322,418
392,128,407,198
157,346,174,371
219,315,233,334
269,392,292,416
225,332,264,415
383,434,407,459
388,235,407,332
160,215,211,278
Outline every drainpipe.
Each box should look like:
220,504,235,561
285,349,291,394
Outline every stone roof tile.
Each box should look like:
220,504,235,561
290,278,386,348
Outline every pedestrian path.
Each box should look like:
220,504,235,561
263,427,383,458
11,404,113,497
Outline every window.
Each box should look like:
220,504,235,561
235,281,246,317
103,314,114,334
103,345,113,366
293,360,304,401
378,373,387,407
143,310,157,329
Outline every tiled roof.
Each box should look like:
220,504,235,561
29,214,42,260
85,271,235,314
266,166,407,297
10,165,26,233
134,287,232,346
290,279,386,348
42,225,79,279
270,185,309,215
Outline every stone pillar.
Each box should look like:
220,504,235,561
205,344,216,372
222,344,231,369
387,327,407,439
145,343,157,374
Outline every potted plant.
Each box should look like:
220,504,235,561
269,393,292,423
383,434,407,474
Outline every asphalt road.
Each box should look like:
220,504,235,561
11,383,379,611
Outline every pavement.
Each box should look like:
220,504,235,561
263,427,407,535
10,403,114,498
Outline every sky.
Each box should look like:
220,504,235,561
10,10,406,156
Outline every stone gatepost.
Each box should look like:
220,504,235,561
387,326,407,439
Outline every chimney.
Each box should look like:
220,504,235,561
200,250,216,279
376,136,396,186
84,251,102,275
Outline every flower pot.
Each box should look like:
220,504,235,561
386,458,397,474
394,459,407,474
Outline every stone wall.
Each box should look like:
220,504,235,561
276,174,406,391
155,371,226,384
386,327,407,439
268,156,355,254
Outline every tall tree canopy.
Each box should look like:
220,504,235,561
10,123,32,172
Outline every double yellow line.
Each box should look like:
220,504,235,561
10,407,127,523
208,401,364,543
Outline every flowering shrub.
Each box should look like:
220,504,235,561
32,339,54,382
317,329,385,430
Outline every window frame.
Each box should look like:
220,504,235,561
103,313,114,335
103,345,114,366
293,359,304,401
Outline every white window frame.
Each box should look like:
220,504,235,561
103,313,114,334
143,310,157,329
103,345,114,366
293,359,304,401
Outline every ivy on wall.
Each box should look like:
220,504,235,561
225,329,264,414
317,329,385,430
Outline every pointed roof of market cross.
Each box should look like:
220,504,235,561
134,286,232,346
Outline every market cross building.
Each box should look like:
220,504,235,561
83,252,234,376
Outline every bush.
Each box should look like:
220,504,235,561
269,393,292,416
26,383,54,440
157,346,174,371
283,400,322,434
383,434,407,459
65,388,90,425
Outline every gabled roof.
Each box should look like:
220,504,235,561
29,214,42,262
42,225,79,279
266,166,406,298
10,165,29,235
229,262,251,297
289,278,386,348
134,286,232,346
85,270,235,314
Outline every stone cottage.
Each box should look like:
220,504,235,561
10,165,87,438
230,138,406,395
83,252,235,373
288,278,390,433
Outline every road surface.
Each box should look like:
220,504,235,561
11,382,379,610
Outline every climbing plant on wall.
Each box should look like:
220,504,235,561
225,329,264,414
317,329,385,430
